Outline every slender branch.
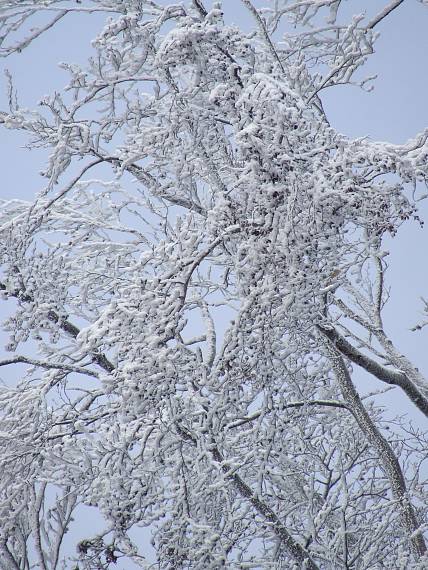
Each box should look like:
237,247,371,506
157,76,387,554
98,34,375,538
50,491,77,569
42,159,104,211
306,55,361,104
0,541,20,570
367,0,405,29
318,324,428,418
284,399,349,410
241,0,285,74
91,150,206,216
0,10,67,57
0,281,115,373
0,5,122,15
31,483,48,570
0,159,104,235
210,445,319,569
0,356,99,378
372,255,384,327
333,297,375,332
0,110,205,216
192,0,207,17
322,338,426,558
226,400,349,429
178,423,319,569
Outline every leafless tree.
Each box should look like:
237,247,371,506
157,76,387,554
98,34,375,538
0,1,427,568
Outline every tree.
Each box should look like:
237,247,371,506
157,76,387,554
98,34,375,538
0,0,428,568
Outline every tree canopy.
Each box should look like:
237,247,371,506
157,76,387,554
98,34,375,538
0,1,428,568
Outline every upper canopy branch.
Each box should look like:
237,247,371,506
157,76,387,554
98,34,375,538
0,281,115,373
367,0,406,29
0,355,99,378
318,324,428,418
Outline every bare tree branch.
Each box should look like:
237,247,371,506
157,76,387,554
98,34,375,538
0,355,99,378
367,0,405,29
318,324,428,418
323,339,427,557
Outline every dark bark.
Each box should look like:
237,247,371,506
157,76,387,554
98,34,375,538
318,324,428,418
323,338,427,559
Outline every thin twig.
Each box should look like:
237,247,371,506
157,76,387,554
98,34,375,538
0,356,99,378
367,0,405,30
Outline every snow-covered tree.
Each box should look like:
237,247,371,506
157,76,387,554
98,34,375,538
0,1,428,568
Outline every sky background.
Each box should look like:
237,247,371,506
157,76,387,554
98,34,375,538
0,1,428,567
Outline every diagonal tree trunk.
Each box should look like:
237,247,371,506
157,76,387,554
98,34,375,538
319,324,428,418
322,336,427,559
